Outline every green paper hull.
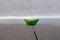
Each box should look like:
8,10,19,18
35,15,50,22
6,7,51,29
24,19,39,26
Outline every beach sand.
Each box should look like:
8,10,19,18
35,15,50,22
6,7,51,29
0,24,60,40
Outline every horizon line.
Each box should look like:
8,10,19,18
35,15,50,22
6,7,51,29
0,16,59,19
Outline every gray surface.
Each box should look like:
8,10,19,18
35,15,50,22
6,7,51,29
0,0,60,16
35,24,60,40
0,24,35,40
0,24,60,40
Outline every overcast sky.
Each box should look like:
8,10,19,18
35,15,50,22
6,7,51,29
0,0,60,16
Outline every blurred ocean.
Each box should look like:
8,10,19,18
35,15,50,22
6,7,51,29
0,19,60,26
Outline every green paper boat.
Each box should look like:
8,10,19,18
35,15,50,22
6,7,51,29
24,19,39,26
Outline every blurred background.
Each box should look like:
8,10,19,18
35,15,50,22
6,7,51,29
0,0,60,40
0,19,60,26
0,0,60,16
